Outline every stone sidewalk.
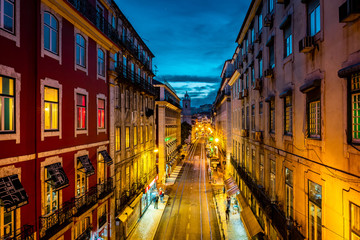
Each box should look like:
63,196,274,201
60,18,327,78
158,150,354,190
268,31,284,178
128,194,169,240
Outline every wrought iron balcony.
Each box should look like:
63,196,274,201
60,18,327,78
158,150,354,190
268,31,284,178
75,225,92,240
98,212,107,229
0,224,34,240
115,63,155,96
67,0,153,73
74,186,98,217
98,177,114,200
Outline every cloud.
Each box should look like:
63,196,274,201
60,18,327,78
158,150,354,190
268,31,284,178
158,75,221,84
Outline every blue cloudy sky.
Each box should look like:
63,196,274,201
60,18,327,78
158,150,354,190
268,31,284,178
116,0,251,107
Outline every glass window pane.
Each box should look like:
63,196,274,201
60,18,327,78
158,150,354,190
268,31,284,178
51,103,58,129
51,30,58,53
44,12,50,26
44,26,50,50
50,15,57,30
44,87,58,102
45,102,51,129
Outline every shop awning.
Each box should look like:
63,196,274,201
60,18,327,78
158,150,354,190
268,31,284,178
130,193,143,208
118,206,133,223
224,177,239,196
78,155,95,176
99,150,113,165
0,175,28,212
236,193,247,210
240,206,264,238
46,163,69,190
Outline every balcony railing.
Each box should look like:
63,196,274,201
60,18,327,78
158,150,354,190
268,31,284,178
67,0,153,73
116,63,155,96
39,179,114,239
98,177,114,200
230,159,304,240
0,224,34,240
98,212,107,229
75,225,92,240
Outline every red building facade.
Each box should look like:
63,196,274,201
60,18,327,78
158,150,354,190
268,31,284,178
0,0,154,239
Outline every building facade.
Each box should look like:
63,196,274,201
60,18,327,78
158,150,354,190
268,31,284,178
0,0,155,239
154,80,181,182
224,0,360,239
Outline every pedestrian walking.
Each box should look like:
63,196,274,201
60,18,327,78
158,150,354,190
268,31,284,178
226,206,230,221
223,186,226,194
154,194,159,209
227,196,231,208
159,188,164,203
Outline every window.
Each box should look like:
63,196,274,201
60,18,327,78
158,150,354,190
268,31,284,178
284,95,292,135
284,23,292,57
241,144,245,167
259,57,263,78
251,66,255,87
251,149,255,177
309,100,320,138
76,94,86,130
146,125,148,142
97,98,105,129
251,104,255,131
309,181,322,240
44,86,59,131
125,127,130,148
270,99,275,132
140,126,143,143
268,0,273,13
246,106,250,130
269,42,275,69
0,207,14,238
246,146,250,171
76,160,86,197
270,158,276,201
0,76,14,132
115,127,120,151
350,73,360,142
285,168,293,219
97,49,105,77
134,126,137,146
123,55,127,77
351,203,360,240
258,12,263,32
76,34,86,67
241,108,245,129
308,0,320,36
114,52,118,69
44,12,58,54
0,0,14,33
75,217,91,239
259,154,264,187
251,28,255,44
45,167,58,214
259,101,263,115
96,3,104,31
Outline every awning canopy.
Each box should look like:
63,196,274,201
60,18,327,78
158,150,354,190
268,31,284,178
240,206,264,238
78,155,95,176
130,193,142,208
99,150,113,165
0,175,28,212
46,163,69,190
118,206,134,223
224,177,239,196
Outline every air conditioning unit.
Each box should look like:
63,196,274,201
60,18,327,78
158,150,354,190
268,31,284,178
240,129,249,137
248,44,254,53
339,0,360,22
264,13,273,27
238,92,244,100
253,78,262,90
264,68,273,78
131,111,137,123
255,32,262,43
241,89,249,98
255,131,263,142
299,36,315,53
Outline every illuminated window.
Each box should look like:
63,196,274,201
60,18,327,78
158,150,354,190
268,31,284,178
308,181,322,240
140,126,143,143
134,126,137,146
97,49,105,77
269,99,275,132
0,76,14,132
284,95,292,135
268,0,273,13
251,104,255,131
0,207,14,238
285,168,293,219
146,125,148,142
246,106,249,130
270,158,276,201
76,160,86,197
97,99,105,129
76,34,86,67
259,57,263,78
76,94,86,130
259,153,264,187
75,216,91,239
308,0,320,36
284,23,292,57
125,127,130,148
350,203,360,240
0,0,15,33
115,127,120,151
309,101,320,138
44,12,58,54
44,86,59,131
97,154,105,184
351,73,360,142
45,167,58,214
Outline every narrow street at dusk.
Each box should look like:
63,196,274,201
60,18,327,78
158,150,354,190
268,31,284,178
154,139,221,240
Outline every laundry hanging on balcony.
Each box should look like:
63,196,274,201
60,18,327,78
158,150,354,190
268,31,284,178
0,174,29,212
78,155,95,176
45,162,69,190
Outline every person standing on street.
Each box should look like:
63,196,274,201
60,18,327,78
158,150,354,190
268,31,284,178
154,194,159,209
226,206,230,221
159,188,164,203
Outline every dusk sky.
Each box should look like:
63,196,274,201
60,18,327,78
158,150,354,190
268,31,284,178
116,0,251,107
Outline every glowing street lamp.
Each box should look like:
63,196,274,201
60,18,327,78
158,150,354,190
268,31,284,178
215,138,219,143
